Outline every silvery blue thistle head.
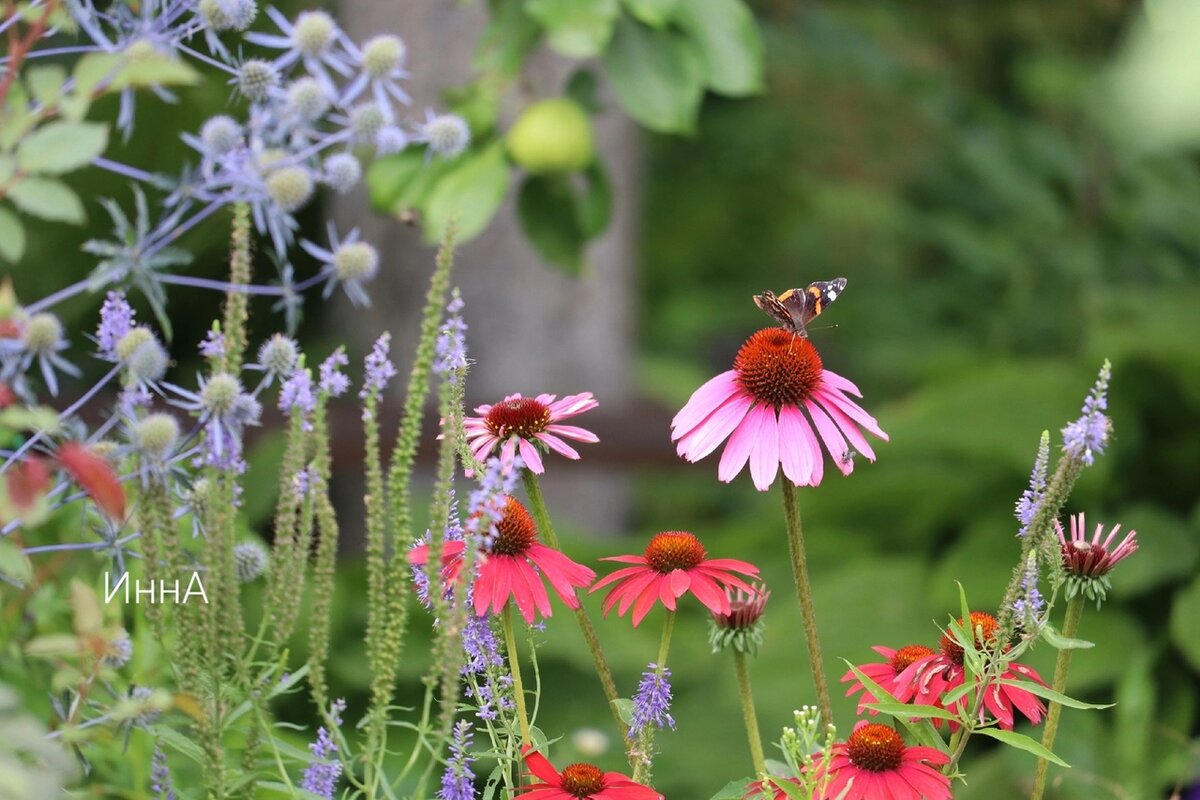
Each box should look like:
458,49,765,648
233,541,269,582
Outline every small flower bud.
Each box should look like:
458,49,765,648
134,413,180,461
104,629,133,668
237,58,279,103
349,103,386,140
127,339,168,383
286,76,330,121
362,34,404,77
266,166,314,212
199,0,257,31
201,373,241,415
333,241,379,283
200,115,241,156
233,541,269,582
375,125,408,156
423,114,470,158
115,327,155,362
292,10,337,56
322,153,361,193
256,334,300,377
23,313,62,355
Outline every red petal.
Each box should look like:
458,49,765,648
57,442,125,520
6,457,51,510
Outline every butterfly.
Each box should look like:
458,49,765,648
753,277,847,338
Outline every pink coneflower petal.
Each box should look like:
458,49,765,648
804,399,853,475
676,392,754,462
671,370,740,432
818,382,889,441
518,437,544,473
463,391,599,475
543,423,599,442
777,404,815,485
718,410,761,482
748,404,780,490
535,432,581,459
817,392,877,461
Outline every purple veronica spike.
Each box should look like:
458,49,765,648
300,725,342,798
1015,433,1049,538
1062,360,1112,467
629,663,675,738
318,349,350,397
438,719,476,800
360,332,396,398
96,291,135,359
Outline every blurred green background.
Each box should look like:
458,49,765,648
7,1,1200,798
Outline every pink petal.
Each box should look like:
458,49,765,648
508,561,540,623
591,565,646,592
676,392,754,462
776,404,815,487
548,392,598,419
535,432,581,460
500,436,520,471
668,569,690,597
819,369,863,398
687,570,730,614
747,405,780,491
631,578,665,626
813,391,876,461
543,423,598,443
717,406,763,483
701,558,760,575
671,370,740,434
803,399,852,476
815,381,889,441
517,437,545,474
521,747,562,785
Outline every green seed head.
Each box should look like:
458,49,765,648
362,34,404,77
334,242,379,282
201,372,241,415
135,413,180,460
266,166,314,212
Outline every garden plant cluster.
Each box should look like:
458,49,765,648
0,2,1148,799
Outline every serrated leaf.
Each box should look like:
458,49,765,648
8,177,85,223
26,65,67,106
0,206,25,262
17,121,108,175
973,727,1069,766
525,0,618,58
621,0,680,27
604,16,704,134
673,0,764,96
423,143,510,244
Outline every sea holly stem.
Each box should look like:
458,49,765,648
732,649,766,776
520,470,628,743
1030,594,1085,800
501,603,533,745
780,480,833,726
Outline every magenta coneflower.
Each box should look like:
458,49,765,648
814,722,951,800
464,392,599,474
590,531,759,627
517,746,662,800
671,329,887,491
408,496,595,624
1056,513,1138,606
841,645,935,715
892,612,1046,731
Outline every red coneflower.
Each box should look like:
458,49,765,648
813,722,951,800
671,329,887,491
409,496,595,623
464,392,599,474
515,745,662,800
841,645,936,716
892,612,1046,731
591,531,759,627
1056,512,1138,606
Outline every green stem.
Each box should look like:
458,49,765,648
780,480,833,726
521,471,629,743
502,603,532,745
1030,595,1085,800
733,649,766,776
656,610,675,669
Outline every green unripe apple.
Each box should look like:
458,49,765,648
506,98,595,174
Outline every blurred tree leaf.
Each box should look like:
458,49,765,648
604,16,703,134
1168,572,1200,673
0,206,25,262
673,0,764,97
475,0,541,77
366,149,457,215
620,0,679,27
8,177,85,224
1106,505,1198,598
17,121,108,175
1113,649,1155,797
26,65,67,106
516,165,611,272
423,143,510,244
525,0,618,58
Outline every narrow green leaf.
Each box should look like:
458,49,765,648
673,0,764,96
423,143,510,243
708,779,753,800
156,726,207,764
0,206,25,262
525,0,618,58
865,701,959,722
994,679,1114,710
603,16,704,134
72,52,122,96
17,122,108,175
8,177,86,223
1040,623,1095,650
973,727,1069,766
842,661,944,750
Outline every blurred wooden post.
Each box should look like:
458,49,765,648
332,0,639,535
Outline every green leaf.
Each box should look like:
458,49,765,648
475,0,541,76
17,121,108,175
673,0,764,96
72,52,122,97
612,697,634,726
258,783,327,800
24,634,81,658
111,53,200,89
525,0,618,58
0,206,25,262
973,727,1069,766
708,779,753,800
8,177,85,223
26,65,67,106
366,150,457,215
0,405,62,433
423,143,510,244
604,15,703,133
1040,623,1095,651
993,679,1114,710
865,701,959,722
842,661,945,750
1169,572,1200,672
620,0,680,27
565,68,602,114
578,160,612,237
517,174,586,272
0,539,33,584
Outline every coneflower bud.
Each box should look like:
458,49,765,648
709,583,770,655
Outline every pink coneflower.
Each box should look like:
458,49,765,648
813,722,951,800
841,645,935,715
516,745,663,800
671,329,887,491
893,612,1046,731
591,531,759,627
409,496,595,624
1056,513,1138,606
742,777,802,800
464,392,599,474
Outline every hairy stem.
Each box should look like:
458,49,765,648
781,480,832,726
1030,595,1085,800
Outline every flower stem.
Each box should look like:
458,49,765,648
780,480,833,726
501,603,532,745
1030,594,1085,800
521,470,629,742
733,649,766,775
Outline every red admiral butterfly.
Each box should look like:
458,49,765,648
753,277,847,338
